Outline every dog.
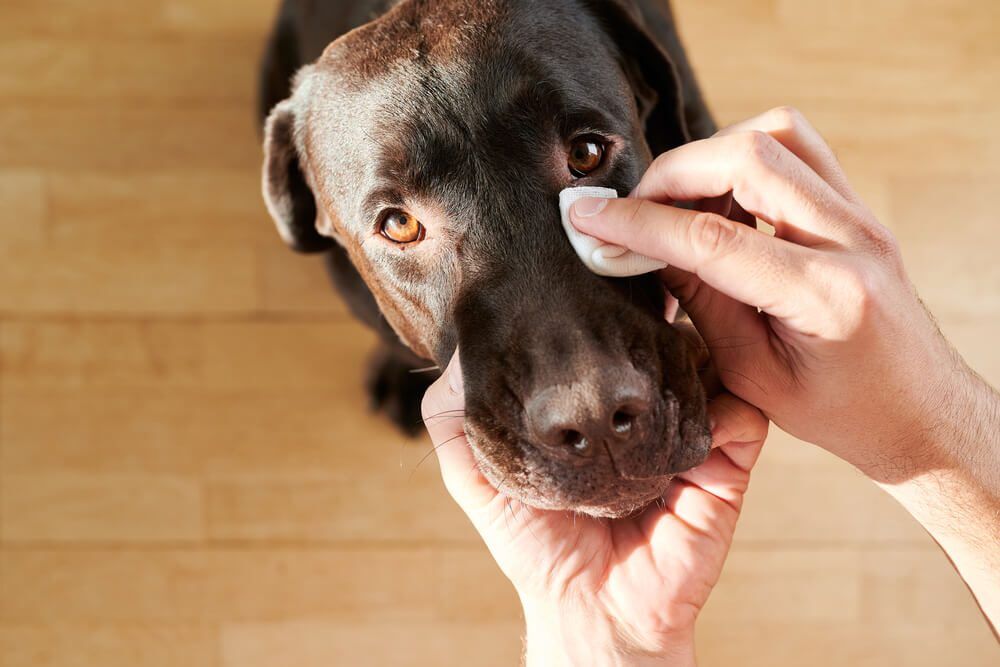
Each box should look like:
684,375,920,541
259,0,717,518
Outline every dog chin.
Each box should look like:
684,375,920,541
574,482,675,519
467,416,711,519
514,476,675,519
473,454,677,519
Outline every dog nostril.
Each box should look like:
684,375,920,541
612,410,635,435
561,429,589,453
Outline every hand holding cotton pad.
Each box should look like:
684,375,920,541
559,187,668,277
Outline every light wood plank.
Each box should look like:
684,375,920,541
221,620,523,667
0,169,45,242
738,432,930,545
0,624,219,667
0,242,257,315
941,318,1000,387
698,621,998,667
0,39,259,104
0,549,439,623
0,321,367,393
46,170,274,245
892,176,1000,318
0,0,277,38
699,547,1000,665
257,243,354,316
1,474,203,543
0,389,401,477
0,105,259,171
205,471,476,543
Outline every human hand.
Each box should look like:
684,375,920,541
570,107,1000,627
422,353,768,666
571,107,963,482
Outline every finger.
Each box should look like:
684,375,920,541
672,449,750,513
421,353,498,512
573,197,822,322
672,394,768,506
714,106,860,204
631,131,859,247
707,393,768,471
660,267,770,378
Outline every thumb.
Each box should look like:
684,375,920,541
661,266,770,381
421,352,498,512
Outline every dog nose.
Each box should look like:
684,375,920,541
525,381,652,457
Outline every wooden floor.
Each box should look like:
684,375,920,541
1,1,998,665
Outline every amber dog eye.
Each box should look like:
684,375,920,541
379,211,425,244
568,137,606,177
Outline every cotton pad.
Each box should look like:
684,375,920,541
559,187,668,277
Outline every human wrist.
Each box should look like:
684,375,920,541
520,595,697,667
849,329,974,483
871,364,1000,625
882,362,1000,514
893,357,989,480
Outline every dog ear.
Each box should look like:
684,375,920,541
588,0,692,155
261,98,336,254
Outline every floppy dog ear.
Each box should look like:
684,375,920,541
587,0,692,155
261,99,336,254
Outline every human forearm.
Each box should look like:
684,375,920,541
521,597,697,667
874,365,1000,629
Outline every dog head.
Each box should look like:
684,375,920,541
261,0,710,517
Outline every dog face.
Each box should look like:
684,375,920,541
262,0,711,517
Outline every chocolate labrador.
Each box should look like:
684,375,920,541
259,0,717,517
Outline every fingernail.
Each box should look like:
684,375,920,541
572,197,609,219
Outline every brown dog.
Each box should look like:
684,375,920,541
259,0,717,517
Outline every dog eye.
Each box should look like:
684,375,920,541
379,211,425,245
568,137,606,177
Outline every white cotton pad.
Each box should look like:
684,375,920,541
559,187,668,277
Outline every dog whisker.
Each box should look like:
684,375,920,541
417,409,467,427
523,513,546,546
408,365,441,374
493,475,513,537
408,432,467,479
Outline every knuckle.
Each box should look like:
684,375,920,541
648,150,673,180
819,260,884,338
839,205,905,270
838,265,871,308
690,211,741,258
739,130,783,173
859,218,902,262
768,105,807,133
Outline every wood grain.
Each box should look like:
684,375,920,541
1,0,998,665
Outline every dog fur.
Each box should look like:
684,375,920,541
259,0,716,517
